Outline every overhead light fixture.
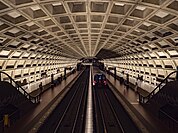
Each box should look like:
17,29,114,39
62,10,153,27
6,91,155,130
31,5,41,11
127,18,134,21
136,6,146,11
8,28,20,34
34,38,40,41
135,29,140,32
0,50,10,56
52,2,62,6
26,22,35,26
8,11,21,18
13,51,21,56
155,11,168,18
44,18,51,21
38,29,44,32
73,2,83,5
11,40,20,46
143,22,151,27
157,51,166,56
115,2,124,6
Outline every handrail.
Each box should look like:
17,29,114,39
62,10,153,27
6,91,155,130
138,70,178,103
0,71,40,103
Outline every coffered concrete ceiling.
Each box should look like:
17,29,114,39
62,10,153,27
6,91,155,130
0,0,178,59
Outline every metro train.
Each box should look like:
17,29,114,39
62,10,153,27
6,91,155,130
93,73,107,88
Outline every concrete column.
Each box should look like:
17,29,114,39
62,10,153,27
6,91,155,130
64,68,66,80
114,67,116,79
176,66,178,80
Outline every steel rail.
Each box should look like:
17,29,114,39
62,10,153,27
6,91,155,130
95,89,125,133
53,77,83,133
95,90,108,133
71,78,88,133
93,87,105,133
54,69,89,133
104,91,125,133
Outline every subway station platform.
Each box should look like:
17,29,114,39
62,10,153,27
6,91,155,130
105,73,171,133
2,67,174,133
5,71,81,133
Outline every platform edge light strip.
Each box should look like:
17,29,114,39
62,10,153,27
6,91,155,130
85,65,93,133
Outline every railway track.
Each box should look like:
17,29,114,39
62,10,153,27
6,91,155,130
93,86,139,133
38,68,89,133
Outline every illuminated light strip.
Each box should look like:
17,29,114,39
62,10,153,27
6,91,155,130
85,65,93,133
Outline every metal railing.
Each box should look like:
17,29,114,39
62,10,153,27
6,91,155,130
138,71,178,104
0,71,40,104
